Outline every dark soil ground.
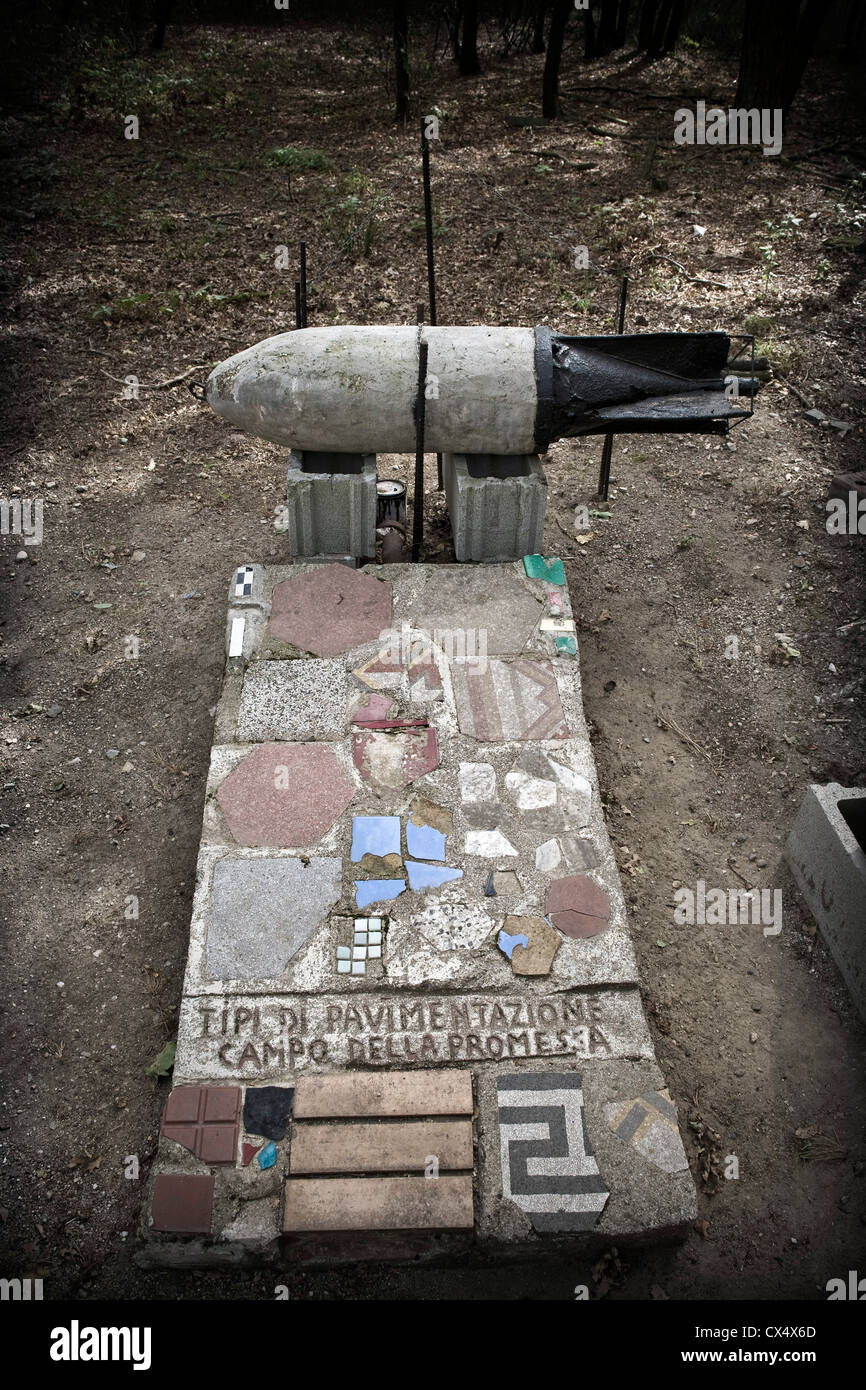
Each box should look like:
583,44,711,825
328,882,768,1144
1,17,865,1300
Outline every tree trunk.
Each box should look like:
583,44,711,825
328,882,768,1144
151,0,173,49
584,6,597,61
615,0,632,47
542,0,571,118
596,0,619,55
736,0,834,117
532,2,548,52
661,0,687,53
459,0,482,74
637,0,657,50
394,0,410,124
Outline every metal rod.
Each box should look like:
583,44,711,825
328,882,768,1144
412,332,429,563
597,274,629,500
294,281,302,330
300,242,308,327
421,119,444,491
421,119,437,326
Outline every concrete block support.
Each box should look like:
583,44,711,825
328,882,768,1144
285,451,377,562
786,783,866,1022
443,453,547,563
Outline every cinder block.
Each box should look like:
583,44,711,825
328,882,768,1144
285,450,377,561
786,783,866,1021
443,453,546,562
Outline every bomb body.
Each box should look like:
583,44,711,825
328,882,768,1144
205,324,756,455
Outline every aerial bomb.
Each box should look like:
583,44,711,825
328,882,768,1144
205,324,757,456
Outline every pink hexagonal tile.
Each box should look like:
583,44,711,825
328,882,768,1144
269,566,392,657
217,743,355,847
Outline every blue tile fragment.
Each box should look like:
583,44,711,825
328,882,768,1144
406,821,446,862
555,635,578,655
498,929,529,960
484,870,496,897
355,879,406,908
351,815,401,862
257,1140,277,1170
406,862,463,892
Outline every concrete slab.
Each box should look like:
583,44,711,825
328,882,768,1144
786,782,866,1022
140,561,695,1266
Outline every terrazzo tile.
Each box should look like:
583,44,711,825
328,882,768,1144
207,856,341,980
604,1090,689,1173
216,743,356,848
268,565,392,657
453,659,569,741
497,1073,609,1232
236,660,349,741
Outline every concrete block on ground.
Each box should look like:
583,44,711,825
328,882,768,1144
786,782,866,1022
443,453,546,563
286,450,377,561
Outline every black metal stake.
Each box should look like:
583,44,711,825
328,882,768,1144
412,331,429,563
421,118,443,491
597,274,629,501
294,281,302,330
300,241,308,327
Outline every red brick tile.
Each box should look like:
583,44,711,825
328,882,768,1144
216,743,355,847
161,1085,241,1163
163,1086,203,1124
282,1175,473,1232
289,1120,473,1174
151,1174,214,1234
294,1070,473,1119
269,566,392,658
203,1087,242,1123
546,874,609,917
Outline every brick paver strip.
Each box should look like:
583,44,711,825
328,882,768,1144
269,565,392,658
151,1174,215,1233
290,1120,473,1174
293,1070,473,1119
282,1175,474,1231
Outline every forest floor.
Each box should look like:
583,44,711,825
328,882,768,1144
1,18,865,1300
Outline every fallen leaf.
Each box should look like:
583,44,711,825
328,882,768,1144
145,1041,176,1078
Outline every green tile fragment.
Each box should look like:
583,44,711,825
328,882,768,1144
523,554,565,585
555,635,578,655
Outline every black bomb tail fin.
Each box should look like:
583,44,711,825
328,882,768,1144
534,329,758,444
